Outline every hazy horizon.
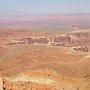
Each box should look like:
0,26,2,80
0,0,90,14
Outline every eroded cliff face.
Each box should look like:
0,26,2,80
68,31,90,51
68,31,90,44
2,30,90,52
53,35,71,45
70,31,90,39
53,31,90,44
51,30,90,52
0,69,89,90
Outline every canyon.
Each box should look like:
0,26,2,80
2,30,90,52
0,29,90,90
0,14,90,90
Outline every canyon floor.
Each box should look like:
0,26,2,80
0,14,90,90
0,27,90,90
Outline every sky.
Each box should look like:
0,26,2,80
0,0,90,14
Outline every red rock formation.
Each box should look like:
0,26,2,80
74,32,90,39
73,46,88,52
69,31,90,41
35,38,49,44
2,30,90,52
53,35,71,45
0,77,57,90
27,38,35,44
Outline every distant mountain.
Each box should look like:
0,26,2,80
0,9,25,15
0,13,90,29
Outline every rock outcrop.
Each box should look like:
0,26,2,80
73,46,88,52
53,35,71,45
0,77,3,90
2,30,90,52
35,38,49,44
0,69,89,90
27,38,35,44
